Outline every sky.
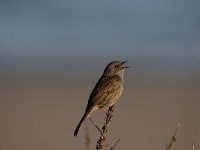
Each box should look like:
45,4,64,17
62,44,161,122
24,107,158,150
0,0,200,64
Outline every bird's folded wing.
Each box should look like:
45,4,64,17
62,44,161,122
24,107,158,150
86,75,122,109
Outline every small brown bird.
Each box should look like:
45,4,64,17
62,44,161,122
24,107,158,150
74,61,128,136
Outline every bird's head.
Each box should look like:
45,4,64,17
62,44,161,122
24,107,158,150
103,61,129,77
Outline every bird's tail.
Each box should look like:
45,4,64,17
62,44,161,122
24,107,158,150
74,110,92,136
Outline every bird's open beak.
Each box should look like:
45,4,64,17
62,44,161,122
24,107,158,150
121,61,129,68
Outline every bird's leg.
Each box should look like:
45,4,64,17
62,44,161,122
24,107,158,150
106,105,114,116
104,105,114,123
109,105,115,112
101,106,114,115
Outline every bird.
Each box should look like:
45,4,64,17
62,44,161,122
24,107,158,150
74,61,128,136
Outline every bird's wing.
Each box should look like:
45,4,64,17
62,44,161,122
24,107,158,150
85,75,122,111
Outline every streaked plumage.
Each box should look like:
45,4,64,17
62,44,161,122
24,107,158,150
74,61,128,136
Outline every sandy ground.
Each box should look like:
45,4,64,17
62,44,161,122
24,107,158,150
0,77,199,150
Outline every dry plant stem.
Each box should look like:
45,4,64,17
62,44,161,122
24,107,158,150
110,138,121,150
165,123,180,150
84,127,91,150
192,142,195,150
96,105,115,150
89,118,102,134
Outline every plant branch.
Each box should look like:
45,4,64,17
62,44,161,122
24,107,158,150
84,127,91,150
165,123,180,150
96,105,115,150
89,117,102,134
110,138,121,150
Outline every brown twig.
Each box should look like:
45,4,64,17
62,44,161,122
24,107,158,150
89,117,103,134
94,105,115,150
192,142,195,150
89,105,120,150
84,127,91,150
165,123,180,150
110,138,121,150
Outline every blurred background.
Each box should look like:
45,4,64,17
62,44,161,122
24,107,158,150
0,0,200,150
